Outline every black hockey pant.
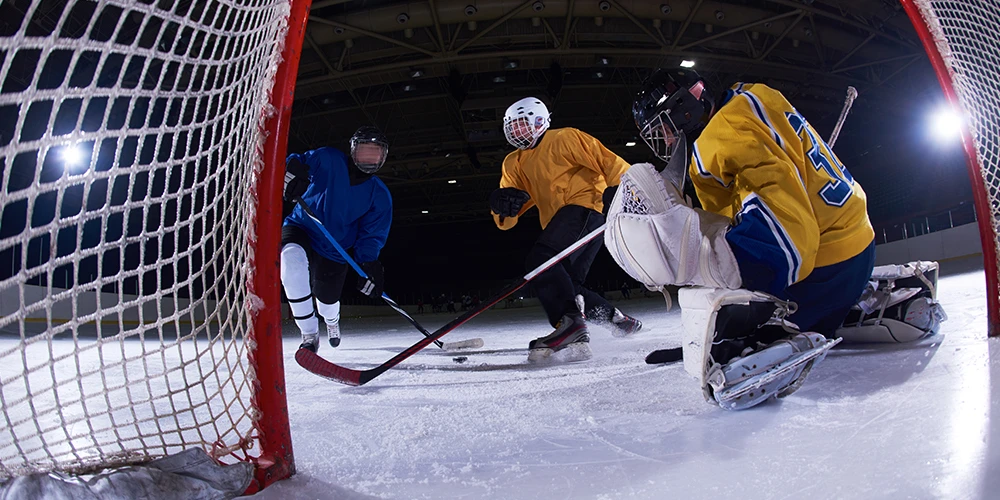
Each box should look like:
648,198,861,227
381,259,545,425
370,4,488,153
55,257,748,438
281,225,349,306
526,205,613,327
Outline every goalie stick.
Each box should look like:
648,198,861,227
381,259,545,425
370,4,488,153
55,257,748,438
295,223,608,386
295,199,483,351
828,86,857,148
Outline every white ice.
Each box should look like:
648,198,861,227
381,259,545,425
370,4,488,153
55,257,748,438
243,264,1000,500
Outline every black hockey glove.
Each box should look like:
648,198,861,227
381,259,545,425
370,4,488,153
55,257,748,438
357,260,384,299
489,188,530,222
602,184,619,216
283,157,310,203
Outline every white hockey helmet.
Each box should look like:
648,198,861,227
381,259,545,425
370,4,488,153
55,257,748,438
503,97,551,150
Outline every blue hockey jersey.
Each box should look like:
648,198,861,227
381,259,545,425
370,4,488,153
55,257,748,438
283,147,392,264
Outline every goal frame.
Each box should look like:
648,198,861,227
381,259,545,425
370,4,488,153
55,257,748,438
901,0,1000,337
244,0,312,492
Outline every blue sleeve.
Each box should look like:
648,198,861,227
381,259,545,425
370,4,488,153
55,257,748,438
288,148,340,185
353,182,392,263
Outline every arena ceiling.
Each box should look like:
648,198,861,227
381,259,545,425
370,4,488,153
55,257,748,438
288,0,932,226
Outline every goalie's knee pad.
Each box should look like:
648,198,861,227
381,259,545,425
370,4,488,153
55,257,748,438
836,261,947,343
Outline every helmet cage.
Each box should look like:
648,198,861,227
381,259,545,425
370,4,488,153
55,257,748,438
503,114,549,150
638,109,682,162
350,127,389,173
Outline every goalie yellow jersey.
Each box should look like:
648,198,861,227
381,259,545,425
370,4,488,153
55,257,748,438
690,82,874,286
495,127,630,230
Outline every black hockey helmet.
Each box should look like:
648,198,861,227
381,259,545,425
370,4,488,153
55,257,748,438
350,126,389,173
632,69,715,161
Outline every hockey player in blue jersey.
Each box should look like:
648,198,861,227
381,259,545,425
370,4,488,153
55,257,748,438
280,126,393,352
604,69,878,410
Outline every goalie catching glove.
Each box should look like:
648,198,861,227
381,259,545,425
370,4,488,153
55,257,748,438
357,260,384,298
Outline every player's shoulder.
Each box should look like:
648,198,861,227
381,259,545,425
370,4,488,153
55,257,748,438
312,146,349,163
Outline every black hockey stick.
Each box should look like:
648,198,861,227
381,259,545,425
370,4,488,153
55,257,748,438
294,199,483,350
295,223,608,386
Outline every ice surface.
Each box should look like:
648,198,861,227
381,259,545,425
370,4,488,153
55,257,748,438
242,267,1000,500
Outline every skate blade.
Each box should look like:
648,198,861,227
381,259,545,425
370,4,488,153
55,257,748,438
528,342,592,364
713,337,840,410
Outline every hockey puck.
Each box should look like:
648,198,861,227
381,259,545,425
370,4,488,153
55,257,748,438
645,347,683,364
452,356,468,364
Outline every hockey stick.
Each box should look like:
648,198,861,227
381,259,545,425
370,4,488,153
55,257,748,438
295,223,608,386
828,86,858,148
294,199,483,351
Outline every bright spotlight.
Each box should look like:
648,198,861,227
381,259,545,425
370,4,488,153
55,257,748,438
930,106,964,143
625,141,636,147
61,145,84,167
679,60,696,68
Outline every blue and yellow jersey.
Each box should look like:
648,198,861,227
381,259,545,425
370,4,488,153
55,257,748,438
690,83,874,287
495,127,630,230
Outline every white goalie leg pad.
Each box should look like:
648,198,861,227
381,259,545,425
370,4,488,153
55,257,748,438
280,243,318,335
707,333,840,411
836,261,946,343
604,163,742,290
678,287,778,385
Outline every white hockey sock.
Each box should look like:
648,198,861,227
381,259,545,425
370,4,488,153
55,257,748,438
281,243,318,335
317,300,341,328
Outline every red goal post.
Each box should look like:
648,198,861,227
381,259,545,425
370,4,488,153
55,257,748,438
901,0,1000,337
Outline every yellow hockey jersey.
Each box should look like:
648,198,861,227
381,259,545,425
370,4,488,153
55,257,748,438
494,127,630,230
690,83,874,283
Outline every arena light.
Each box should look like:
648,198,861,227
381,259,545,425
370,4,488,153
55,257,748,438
625,141,636,147
60,145,84,170
680,60,696,68
447,179,457,184
930,106,964,143
421,210,429,214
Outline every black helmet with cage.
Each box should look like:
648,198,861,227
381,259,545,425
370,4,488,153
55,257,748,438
632,69,715,162
349,126,389,174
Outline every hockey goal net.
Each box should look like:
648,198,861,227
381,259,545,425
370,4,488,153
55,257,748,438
902,0,1000,337
0,0,306,490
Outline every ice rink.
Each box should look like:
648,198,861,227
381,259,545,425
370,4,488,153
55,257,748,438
244,264,1000,500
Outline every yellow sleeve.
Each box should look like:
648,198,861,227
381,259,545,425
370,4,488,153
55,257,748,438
571,129,631,186
692,112,821,282
492,155,536,230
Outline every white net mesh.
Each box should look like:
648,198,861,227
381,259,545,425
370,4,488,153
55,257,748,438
0,0,290,480
911,0,1000,306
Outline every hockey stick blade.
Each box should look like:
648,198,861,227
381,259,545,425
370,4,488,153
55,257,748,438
294,224,607,385
645,347,682,364
442,338,485,350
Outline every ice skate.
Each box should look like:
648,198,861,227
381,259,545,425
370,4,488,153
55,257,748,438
299,332,320,353
609,308,642,337
327,321,341,348
528,314,592,363
707,329,839,411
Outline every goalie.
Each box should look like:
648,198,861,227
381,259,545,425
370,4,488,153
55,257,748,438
605,70,941,410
